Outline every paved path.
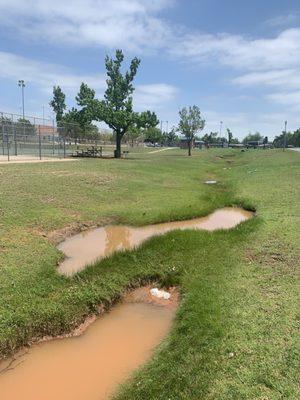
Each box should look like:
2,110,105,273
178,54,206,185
148,147,173,154
0,155,77,165
288,148,300,152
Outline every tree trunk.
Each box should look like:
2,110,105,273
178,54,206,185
188,139,192,156
115,131,122,158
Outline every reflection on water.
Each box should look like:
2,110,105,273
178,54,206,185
58,207,253,276
105,226,131,255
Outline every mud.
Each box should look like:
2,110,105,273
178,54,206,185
58,207,253,276
0,287,177,400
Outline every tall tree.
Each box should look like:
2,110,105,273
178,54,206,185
60,83,97,139
227,128,233,144
178,106,205,156
76,82,95,107
49,86,66,123
75,82,95,129
92,49,158,158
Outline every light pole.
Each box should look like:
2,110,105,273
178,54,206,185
283,120,287,151
160,120,168,133
18,80,25,119
219,121,223,137
219,121,223,147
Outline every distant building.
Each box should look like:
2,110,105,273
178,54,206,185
37,125,59,141
179,137,205,149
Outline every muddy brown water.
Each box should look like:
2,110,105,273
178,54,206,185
0,288,177,400
58,207,253,276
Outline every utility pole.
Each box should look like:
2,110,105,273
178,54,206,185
166,120,169,134
18,80,25,119
283,120,287,151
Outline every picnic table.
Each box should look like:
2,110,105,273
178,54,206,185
72,146,103,158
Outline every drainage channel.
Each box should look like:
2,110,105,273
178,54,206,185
0,287,178,400
58,207,253,276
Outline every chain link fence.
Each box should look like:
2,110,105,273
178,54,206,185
0,112,110,161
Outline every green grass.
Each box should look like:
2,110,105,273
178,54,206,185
0,148,299,399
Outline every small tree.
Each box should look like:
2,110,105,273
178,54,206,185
242,132,263,145
273,129,300,147
144,126,163,145
60,108,83,141
49,86,66,123
15,118,36,136
125,126,141,147
178,106,205,156
164,127,178,146
93,49,158,158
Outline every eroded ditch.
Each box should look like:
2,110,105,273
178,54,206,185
58,207,253,276
0,207,254,400
0,286,178,400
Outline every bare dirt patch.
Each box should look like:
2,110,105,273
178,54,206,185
45,216,116,245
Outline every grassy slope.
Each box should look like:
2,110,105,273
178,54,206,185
0,149,299,399
115,150,300,400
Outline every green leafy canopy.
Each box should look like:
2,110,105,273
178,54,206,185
91,49,159,156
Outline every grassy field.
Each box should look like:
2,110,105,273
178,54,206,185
0,148,299,399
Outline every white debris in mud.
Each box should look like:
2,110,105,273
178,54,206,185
205,180,217,184
150,288,171,300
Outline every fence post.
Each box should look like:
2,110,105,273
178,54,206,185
1,113,4,156
38,125,42,160
63,136,66,158
13,122,17,156
52,120,55,156
7,135,10,161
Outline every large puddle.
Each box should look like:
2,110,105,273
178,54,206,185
58,207,253,276
0,287,177,400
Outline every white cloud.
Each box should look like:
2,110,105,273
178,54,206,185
264,14,298,28
0,51,105,94
202,109,294,140
173,28,300,111
267,91,300,110
2,2,300,79
1,1,300,133
172,29,300,72
233,69,300,89
0,51,177,114
0,0,173,51
134,83,178,110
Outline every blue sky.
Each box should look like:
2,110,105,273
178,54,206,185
1,0,300,139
